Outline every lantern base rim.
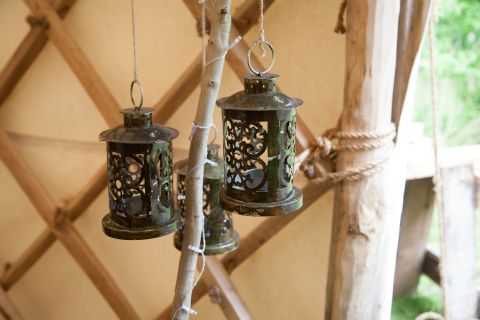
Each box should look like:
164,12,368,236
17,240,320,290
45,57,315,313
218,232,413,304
221,187,303,216
102,213,178,240
174,231,240,256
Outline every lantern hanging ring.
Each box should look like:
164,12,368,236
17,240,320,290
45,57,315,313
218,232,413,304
130,79,144,109
247,39,275,76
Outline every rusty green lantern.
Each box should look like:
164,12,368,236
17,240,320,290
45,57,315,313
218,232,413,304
216,73,303,216
99,107,179,240
174,144,239,255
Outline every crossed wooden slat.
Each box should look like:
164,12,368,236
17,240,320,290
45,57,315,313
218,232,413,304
0,0,327,319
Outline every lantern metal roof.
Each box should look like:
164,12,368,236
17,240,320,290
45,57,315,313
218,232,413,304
216,74,303,111
99,107,178,144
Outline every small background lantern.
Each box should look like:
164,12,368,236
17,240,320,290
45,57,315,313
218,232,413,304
216,72,303,216
99,107,179,240
174,144,239,255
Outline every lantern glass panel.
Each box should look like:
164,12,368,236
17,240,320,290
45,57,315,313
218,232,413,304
174,144,239,255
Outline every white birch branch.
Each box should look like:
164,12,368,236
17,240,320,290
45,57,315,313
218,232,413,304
171,1,232,319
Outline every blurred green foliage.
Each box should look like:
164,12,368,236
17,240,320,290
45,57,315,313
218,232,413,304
391,276,443,320
415,0,480,145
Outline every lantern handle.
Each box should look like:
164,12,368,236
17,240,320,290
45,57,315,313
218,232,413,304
247,39,275,76
130,79,144,109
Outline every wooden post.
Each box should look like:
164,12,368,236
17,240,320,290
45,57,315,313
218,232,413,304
439,165,477,319
392,0,432,129
325,1,404,319
171,2,232,319
393,178,435,296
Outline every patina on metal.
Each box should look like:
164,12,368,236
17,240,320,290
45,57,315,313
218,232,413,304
99,107,179,240
216,73,303,216
174,144,239,255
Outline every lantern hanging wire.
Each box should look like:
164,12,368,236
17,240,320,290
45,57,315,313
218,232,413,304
248,0,275,76
130,0,144,109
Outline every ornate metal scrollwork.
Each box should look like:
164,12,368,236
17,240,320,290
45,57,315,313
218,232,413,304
224,117,267,192
282,116,296,186
107,150,148,217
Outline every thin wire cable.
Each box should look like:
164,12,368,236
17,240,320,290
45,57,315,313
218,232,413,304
200,0,207,73
131,0,138,82
130,0,143,108
259,0,265,42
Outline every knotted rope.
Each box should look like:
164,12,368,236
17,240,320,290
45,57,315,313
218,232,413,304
298,123,396,184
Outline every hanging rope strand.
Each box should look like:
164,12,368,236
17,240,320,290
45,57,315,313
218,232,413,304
131,0,138,82
200,0,207,73
130,0,143,109
259,0,265,42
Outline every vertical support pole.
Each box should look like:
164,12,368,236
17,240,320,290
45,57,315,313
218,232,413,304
325,1,403,319
440,165,477,319
393,178,435,296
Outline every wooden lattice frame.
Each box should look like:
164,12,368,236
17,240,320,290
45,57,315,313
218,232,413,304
0,0,330,319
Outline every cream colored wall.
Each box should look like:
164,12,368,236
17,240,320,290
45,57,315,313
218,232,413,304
0,0,344,319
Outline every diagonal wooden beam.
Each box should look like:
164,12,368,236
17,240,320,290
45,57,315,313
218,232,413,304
0,286,23,320
0,0,75,107
1,165,107,289
156,178,333,319
202,257,252,320
23,0,122,127
0,130,140,320
153,55,202,123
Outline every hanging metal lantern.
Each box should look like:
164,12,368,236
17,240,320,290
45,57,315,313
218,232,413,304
99,107,179,240
174,144,239,255
216,73,303,216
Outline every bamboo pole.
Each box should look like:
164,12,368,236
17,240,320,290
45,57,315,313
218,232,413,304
23,0,122,127
325,1,404,319
0,130,140,320
0,0,75,107
171,2,232,319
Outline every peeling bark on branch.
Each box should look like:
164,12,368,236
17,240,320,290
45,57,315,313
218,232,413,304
171,2,232,320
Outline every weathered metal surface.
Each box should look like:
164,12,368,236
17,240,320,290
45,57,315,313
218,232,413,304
99,108,179,240
174,144,239,255
217,74,303,216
